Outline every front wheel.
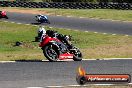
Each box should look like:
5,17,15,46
72,47,82,61
43,44,59,62
5,16,8,19
47,20,50,24
73,53,82,61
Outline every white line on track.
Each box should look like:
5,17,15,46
49,27,53,29
17,23,22,24
57,15,62,16
45,86,64,88
42,83,132,88
68,85,84,87
125,35,129,36
2,20,131,38
32,25,38,27
94,32,98,33
1,58,132,63
74,30,79,31
112,34,116,35
67,16,72,17
103,33,107,34
80,17,85,18
4,21,8,22
11,22,15,23
25,24,31,25
66,29,71,30
128,83,132,84
85,31,89,32
26,83,132,88
0,61,15,63
91,83,132,85
88,18,132,23
103,58,132,60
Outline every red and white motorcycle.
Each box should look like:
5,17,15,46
38,34,82,62
0,11,8,19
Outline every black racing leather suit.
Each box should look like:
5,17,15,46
46,30,73,49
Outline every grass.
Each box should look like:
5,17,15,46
1,7,132,21
41,9,132,21
1,21,132,61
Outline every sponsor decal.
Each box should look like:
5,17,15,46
76,66,131,85
59,53,73,60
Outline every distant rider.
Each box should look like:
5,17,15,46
36,14,48,21
0,11,6,17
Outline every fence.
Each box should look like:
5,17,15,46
0,1,132,10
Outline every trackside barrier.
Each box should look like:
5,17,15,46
0,1,132,10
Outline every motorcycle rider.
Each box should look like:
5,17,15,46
36,26,73,49
46,30,73,49
36,26,46,42
36,14,48,21
0,11,6,18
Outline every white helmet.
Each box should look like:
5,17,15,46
39,14,42,16
38,26,46,35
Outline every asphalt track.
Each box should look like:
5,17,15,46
0,59,132,88
3,12,132,35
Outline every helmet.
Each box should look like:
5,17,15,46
37,14,42,17
38,26,46,35
1,11,6,16
39,14,42,16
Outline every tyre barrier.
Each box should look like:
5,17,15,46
0,1,132,10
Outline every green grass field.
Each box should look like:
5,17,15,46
1,21,132,61
40,9,132,21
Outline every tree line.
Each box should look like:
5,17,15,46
16,0,132,3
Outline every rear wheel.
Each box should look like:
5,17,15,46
43,44,59,62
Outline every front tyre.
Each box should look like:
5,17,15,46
47,20,50,24
72,48,82,61
5,16,8,19
73,54,82,61
43,45,59,62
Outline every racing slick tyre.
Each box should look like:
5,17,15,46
5,16,8,19
47,20,50,24
43,44,59,62
73,54,82,61
72,49,82,61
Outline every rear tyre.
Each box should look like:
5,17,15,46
43,44,59,62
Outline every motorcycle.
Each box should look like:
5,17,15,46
35,15,50,24
38,34,82,62
0,11,8,19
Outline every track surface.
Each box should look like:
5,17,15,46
3,12,132,35
0,60,132,88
